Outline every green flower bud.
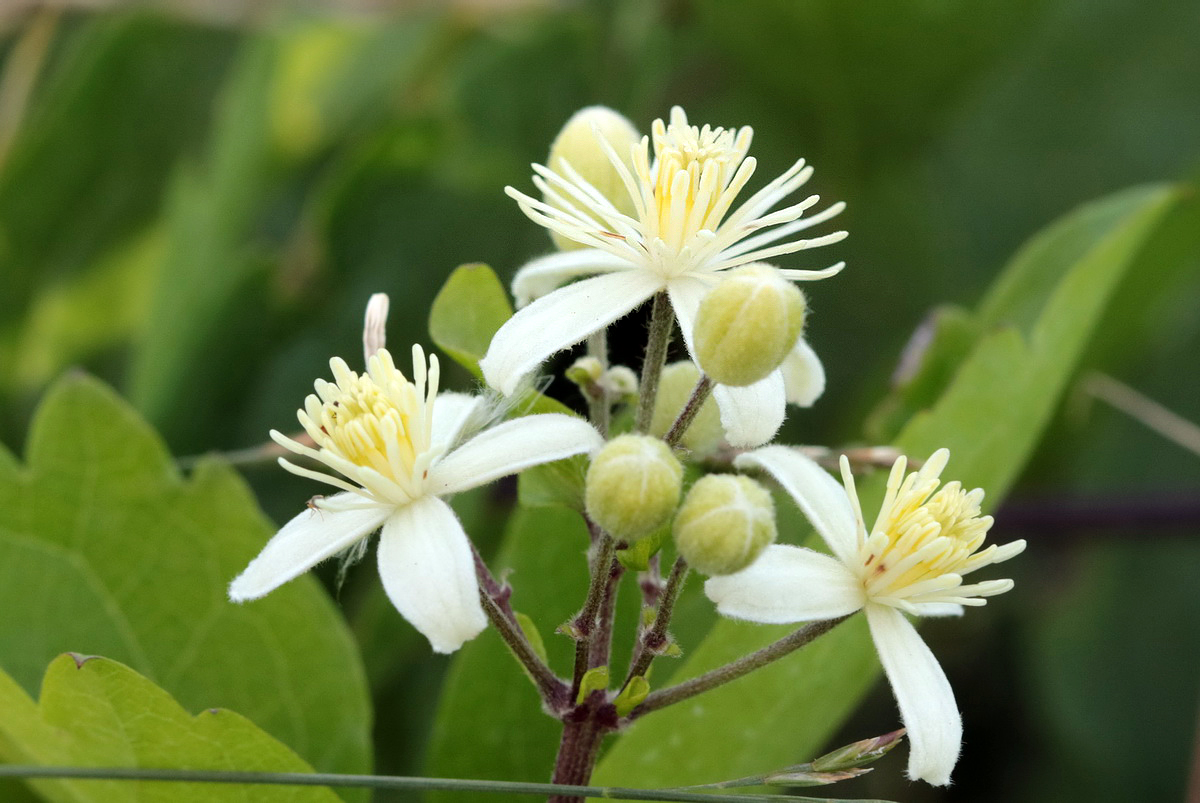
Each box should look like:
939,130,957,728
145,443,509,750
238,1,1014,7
693,264,807,387
585,435,683,540
674,475,776,575
649,361,723,455
545,106,640,251
566,356,604,387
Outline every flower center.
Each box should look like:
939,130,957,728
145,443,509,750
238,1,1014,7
853,451,1024,611
636,108,755,273
281,345,441,506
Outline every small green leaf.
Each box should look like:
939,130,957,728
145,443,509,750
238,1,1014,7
613,676,650,717
0,654,338,802
809,729,906,771
514,612,549,664
764,768,870,787
616,524,670,572
428,263,513,377
0,376,372,792
576,667,610,704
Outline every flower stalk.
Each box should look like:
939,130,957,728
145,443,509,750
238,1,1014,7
635,292,675,433
625,556,689,685
628,616,850,720
665,376,715,447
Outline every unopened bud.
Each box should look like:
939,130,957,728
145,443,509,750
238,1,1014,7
649,361,723,455
693,265,807,387
601,365,638,400
585,435,683,540
566,356,604,387
674,475,776,575
545,106,640,251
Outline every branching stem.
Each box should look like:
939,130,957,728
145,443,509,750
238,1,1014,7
628,616,850,719
665,375,714,447
625,557,689,685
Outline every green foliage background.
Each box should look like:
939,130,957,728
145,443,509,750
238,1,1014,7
0,1,1197,802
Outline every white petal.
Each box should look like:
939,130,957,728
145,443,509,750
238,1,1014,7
866,604,962,786
704,545,864,623
431,392,484,451
912,603,965,618
428,413,602,496
665,275,710,355
228,493,389,602
735,446,860,564
711,373,787,448
377,497,487,654
779,338,826,407
480,270,661,396
511,250,635,307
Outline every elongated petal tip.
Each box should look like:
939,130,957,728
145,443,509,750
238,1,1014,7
377,498,487,654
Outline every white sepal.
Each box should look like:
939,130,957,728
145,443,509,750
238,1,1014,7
711,374,787,448
376,497,487,654
431,392,484,451
228,492,389,602
780,338,826,407
704,544,864,624
511,249,634,307
428,413,602,496
912,602,965,618
735,446,860,564
865,604,962,786
480,270,662,395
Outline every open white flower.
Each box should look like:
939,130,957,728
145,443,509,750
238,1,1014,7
479,106,845,446
705,447,1026,785
229,343,602,653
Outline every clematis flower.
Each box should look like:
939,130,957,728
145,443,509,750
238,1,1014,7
229,340,602,653
479,106,845,447
705,447,1026,785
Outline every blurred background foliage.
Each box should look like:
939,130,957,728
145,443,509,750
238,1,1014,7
0,0,1197,801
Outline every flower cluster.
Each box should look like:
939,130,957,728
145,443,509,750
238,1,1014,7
229,106,1024,788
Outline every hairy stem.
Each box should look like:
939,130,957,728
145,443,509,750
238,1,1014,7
589,548,625,670
665,376,714,447
572,531,616,695
548,715,608,803
478,590,569,710
625,557,689,685
635,292,675,433
629,616,850,719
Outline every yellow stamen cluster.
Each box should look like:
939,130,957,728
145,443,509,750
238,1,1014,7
640,108,755,255
843,450,1025,612
271,345,441,507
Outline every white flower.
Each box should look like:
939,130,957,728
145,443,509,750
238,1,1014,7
479,106,845,447
229,343,602,653
705,447,1026,785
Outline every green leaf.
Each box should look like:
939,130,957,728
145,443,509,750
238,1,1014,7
593,184,1178,787
428,263,513,378
0,376,371,794
517,454,589,511
0,654,340,802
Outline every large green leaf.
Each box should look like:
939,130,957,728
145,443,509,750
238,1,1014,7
591,184,1178,787
0,654,339,802
0,376,372,795
428,263,513,379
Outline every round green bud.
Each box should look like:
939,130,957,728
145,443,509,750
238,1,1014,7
693,264,807,387
649,361,723,455
674,475,776,576
585,435,683,540
545,106,640,251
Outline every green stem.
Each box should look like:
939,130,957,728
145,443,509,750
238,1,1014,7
0,765,895,802
629,616,850,719
588,547,624,670
624,557,689,685
586,330,611,438
571,530,616,696
635,292,675,433
479,590,569,711
665,376,714,447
